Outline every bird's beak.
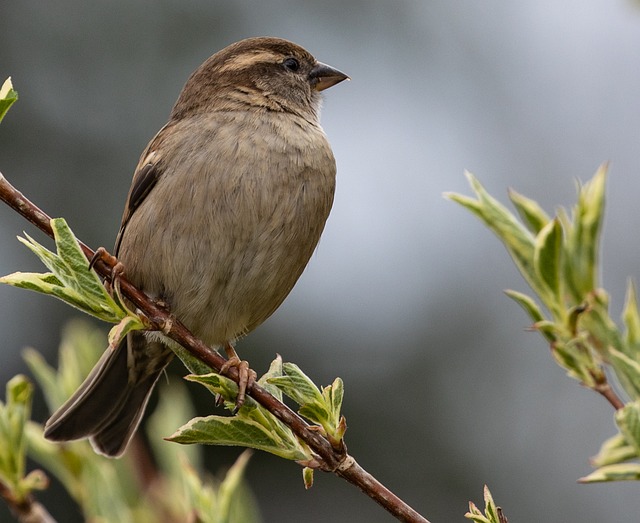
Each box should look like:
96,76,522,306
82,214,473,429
310,62,349,92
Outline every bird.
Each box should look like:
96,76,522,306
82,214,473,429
43,36,348,457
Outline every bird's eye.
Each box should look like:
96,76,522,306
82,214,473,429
282,57,300,72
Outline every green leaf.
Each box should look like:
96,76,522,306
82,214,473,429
0,219,130,323
580,289,625,357
21,469,49,492
550,339,601,388
178,356,348,462
268,362,324,407
268,363,345,443
0,269,111,318
508,188,551,234
504,289,545,324
533,320,561,344
179,456,217,521
0,77,18,123
327,377,344,424
185,373,241,406
465,485,506,523
614,401,640,455
22,348,66,415
623,280,640,349
166,415,310,461
579,463,640,483
534,218,563,307
217,450,254,521
563,165,606,300
256,355,286,400
302,466,314,489
178,450,260,523
107,315,145,349
320,378,347,443
147,382,200,483
591,433,637,468
179,357,330,465
187,356,288,408
609,349,640,401
465,503,491,523
446,172,546,304
170,343,214,377
0,375,35,502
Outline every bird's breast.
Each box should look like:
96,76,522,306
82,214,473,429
118,111,336,345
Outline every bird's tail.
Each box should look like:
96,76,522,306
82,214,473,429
44,331,173,457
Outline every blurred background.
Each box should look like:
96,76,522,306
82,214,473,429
2,1,640,521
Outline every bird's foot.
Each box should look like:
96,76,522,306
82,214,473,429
89,247,125,296
221,342,257,413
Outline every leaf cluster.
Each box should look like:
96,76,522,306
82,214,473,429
1,321,260,523
170,355,346,488
465,486,508,523
0,218,145,348
447,166,640,482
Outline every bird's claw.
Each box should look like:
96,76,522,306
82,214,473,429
221,343,257,413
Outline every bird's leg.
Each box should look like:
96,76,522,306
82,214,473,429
89,246,117,271
90,247,170,310
220,342,257,413
89,247,123,295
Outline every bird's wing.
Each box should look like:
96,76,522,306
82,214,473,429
114,125,171,256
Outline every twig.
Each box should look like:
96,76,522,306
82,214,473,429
0,172,430,523
594,381,625,410
0,481,57,523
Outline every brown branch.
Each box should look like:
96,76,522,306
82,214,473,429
594,380,625,410
0,172,430,523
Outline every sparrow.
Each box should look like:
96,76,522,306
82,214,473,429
43,37,348,457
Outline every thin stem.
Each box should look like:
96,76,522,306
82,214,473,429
588,366,625,411
0,480,57,523
337,458,428,523
0,172,430,523
594,381,625,410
